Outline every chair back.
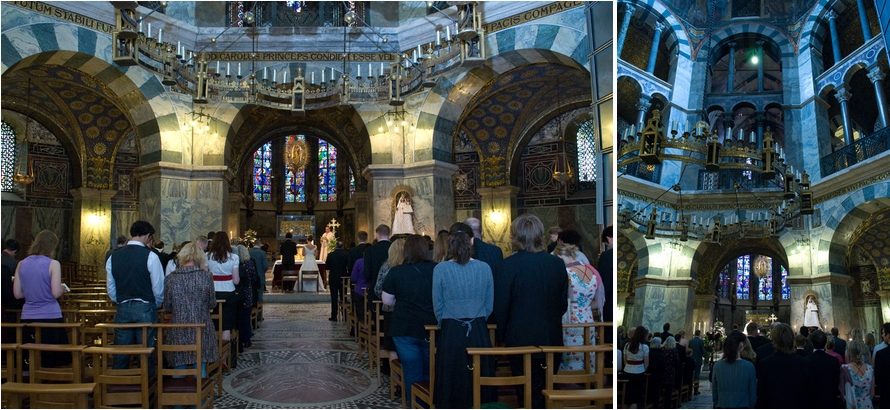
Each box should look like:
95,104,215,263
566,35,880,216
465,346,541,409
541,344,613,390
85,345,156,408
19,343,88,384
153,323,214,409
95,322,151,348
410,325,439,409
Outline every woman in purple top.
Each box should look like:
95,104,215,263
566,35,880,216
13,230,71,367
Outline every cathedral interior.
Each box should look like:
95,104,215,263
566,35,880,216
1,2,612,268
616,0,890,339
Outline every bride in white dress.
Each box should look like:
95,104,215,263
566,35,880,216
300,235,324,291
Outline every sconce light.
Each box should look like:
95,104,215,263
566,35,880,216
489,210,505,224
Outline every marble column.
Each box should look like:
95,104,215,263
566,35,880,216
835,87,855,145
856,0,873,40
351,190,371,239
478,185,520,255
227,192,243,241
727,42,736,93
134,163,233,248
364,160,459,237
868,66,889,128
827,10,843,65
755,111,766,147
70,187,117,270
878,290,890,324
631,276,697,333
616,4,636,59
636,95,653,130
693,295,717,334
646,22,665,74
756,41,765,92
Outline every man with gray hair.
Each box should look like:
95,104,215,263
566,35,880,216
195,236,209,252
463,217,503,273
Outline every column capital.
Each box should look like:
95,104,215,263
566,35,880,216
826,9,837,20
755,110,766,122
756,40,765,48
835,87,852,103
69,187,118,201
636,99,652,112
727,42,737,50
624,3,636,15
868,67,886,83
654,22,666,32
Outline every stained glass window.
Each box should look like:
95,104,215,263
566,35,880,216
318,139,337,202
349,167,356,197
577,119,596,182
758,256,773,300
780,265,790,300
252,141,272,201
1,122,16,192
717,263,732,299
285,135,306,202
736,255,750,300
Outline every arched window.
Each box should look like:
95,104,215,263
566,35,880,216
736,255,751,300
285,135,306,203
758,257,773,300
1,122,16,192
318,139,336,202
252,141,273,201
717,264,732,299
349,168,356,197
577,119,596,189
780,265,790,300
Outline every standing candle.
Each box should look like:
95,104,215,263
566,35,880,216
139,21,143,33
417,44,423,57
263,67,267,80
238,63,241,76
445,25,450,40
369,63,372,77
148,23,152,38
322,71,325,83
226,62,230,76
177,41,181,55
750,131,756,143
311,72,314,83
358,64,361,77
331,67,335,79
436,30,442,47
283,71,287,83
273,69,277,82
158,28,162,43
380,62,384,75
216,61,220,73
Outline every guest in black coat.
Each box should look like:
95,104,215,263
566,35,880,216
746,322,769,351
800,326,815,355
795,334,811,357
647,338,667,405
494,214,568,409
346,231,368,277
279,233,298,291
757,323,813,408
832,327,847,357
363,225,391,309
325,242,349,321
463,217,503,273
807,329,841,409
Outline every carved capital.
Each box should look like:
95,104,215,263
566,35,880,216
826,9,837,21
624,4,636,16
654,22,666,32
835,87,852,103
867,68,886,84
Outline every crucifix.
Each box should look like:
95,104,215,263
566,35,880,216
327,218,340,235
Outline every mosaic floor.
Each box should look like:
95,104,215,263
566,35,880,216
214,300,402,409
679,369,712,409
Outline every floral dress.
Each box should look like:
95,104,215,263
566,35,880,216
842,363,874,409
560,265,600,371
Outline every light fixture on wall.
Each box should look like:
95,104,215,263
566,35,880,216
551,80,574,187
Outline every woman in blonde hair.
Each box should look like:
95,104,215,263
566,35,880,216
432,230,449,262
840,340,875,408
553,242,604,372
13,230,70,367
164,243,219,376
375,237,406,361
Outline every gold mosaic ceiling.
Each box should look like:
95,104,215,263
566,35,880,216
849,207,890,288
1,65,134,189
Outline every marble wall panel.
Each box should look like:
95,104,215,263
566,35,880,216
166,3,196,26
1,205,16,241
634,283,695,332
31,207,67,260
189,180,225,243
139,178,162,241
112,210,137,245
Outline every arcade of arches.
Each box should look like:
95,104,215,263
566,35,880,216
1,2,612,270
617,0,890,339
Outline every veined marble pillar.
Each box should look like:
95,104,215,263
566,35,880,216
70,188,117,270
351,190,371,238
134,162,232,248
836,87,855,145
646,22,665,74
478,185,520,255
828,10,843,65
856,0,873,40
616,4,636,59
693,295,717,335
227,192,243,241
868,67,889,128
878,290,890,324
631,276,696,333
727,42,736,93
636,96,652,130
364,160,458,237
788,273,854,336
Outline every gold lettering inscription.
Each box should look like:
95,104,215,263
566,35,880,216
205,51,396,62
482,1,584,34
9,1,115,33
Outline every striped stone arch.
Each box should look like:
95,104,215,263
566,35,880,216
618,0,692,60
1,22,170,165
707,24,796,61
421,48,587,163
619,226,656,278
800,0,869,57
817,182,890,275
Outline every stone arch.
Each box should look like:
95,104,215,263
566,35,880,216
820,189,890,276
1,23,169,166
691,237,789,295
616,228,640,293
617,0,692,60
423,49,587,165
619,225,655,279
705,25,795,63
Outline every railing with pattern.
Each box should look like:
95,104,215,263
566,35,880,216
820,126,890,177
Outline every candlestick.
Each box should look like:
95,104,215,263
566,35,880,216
436,30,442,47
238,63,241,77
750,131,756,143
139,21,143,33
216,61,220,74
445,25,451,40
322,71,325,83
177,41,181,55
726,126,732,140
331,67,335,79
226,62,230,76
263,67,267,80
273,69,277,82
357,64,361,77
158,28,162,43
148,23,152,38
311,72,314,83
369,63,372,77
283,71,287,83
380,62,384,75
417,44,422,57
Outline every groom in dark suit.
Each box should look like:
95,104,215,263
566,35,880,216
463,217,503,272
280,232,297,291
363,224,391,309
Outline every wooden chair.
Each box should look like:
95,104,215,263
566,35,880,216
357,287,373,358
1,382,96,409
369,301,386,383
390,358,406,408
465,346,540,408
617,378,628,408
153,323,214,409
540,343,613,408
410,325,439,409
85,345,157,408
281,269,298,293
250,303,259,330
542,389,613,409
340,277,352,323
299,268,320,293
1,343,21,409
210,300,233,395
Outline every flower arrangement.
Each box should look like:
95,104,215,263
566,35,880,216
705,319,726,364
327,235,338,253
241,229,258,245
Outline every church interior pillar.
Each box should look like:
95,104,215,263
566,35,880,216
70,187,116,270
693,294,717,335
135,163,232,248
478,185,521,255
646,22,664,74
631,276,697,335
227,191,243,241
351,190,371,241
878,290,890,326
616,4,635,58
727,42,736,93
365,160,459,237
836,87,855,145
868,66,890,127
827,10,843,65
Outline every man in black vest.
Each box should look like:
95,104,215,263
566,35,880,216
105,221,164,373
280,232,298,291
325,242,349,321
364,224,391,310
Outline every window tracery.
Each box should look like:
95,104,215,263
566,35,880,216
1,122,16,192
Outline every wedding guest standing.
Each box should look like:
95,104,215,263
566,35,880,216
326,242,349,322
206,232,239,349
711,335,756,408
